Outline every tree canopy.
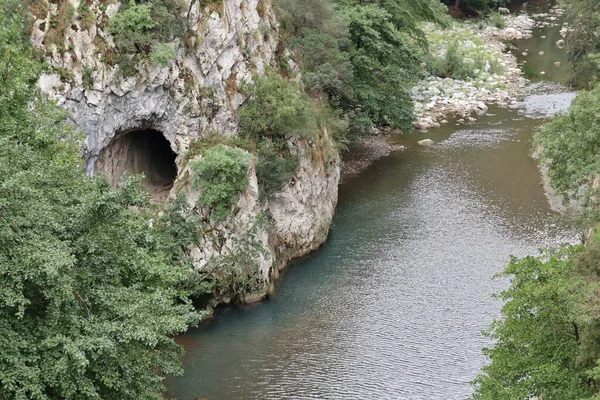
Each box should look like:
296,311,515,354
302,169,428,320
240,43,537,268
276,0,449,140
0,4,202,399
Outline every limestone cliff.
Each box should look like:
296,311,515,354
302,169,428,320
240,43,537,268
32,0,340,307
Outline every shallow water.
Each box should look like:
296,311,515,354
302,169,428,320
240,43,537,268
166,3,577,399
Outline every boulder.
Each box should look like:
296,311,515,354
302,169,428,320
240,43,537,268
475,102,488,115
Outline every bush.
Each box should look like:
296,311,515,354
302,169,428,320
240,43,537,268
191,144,252,221
107,0,186,72
238,74,319,142
563,0,600,88
535,85,600,198
491,12,505,29
425,24,504,80
256,143,298,199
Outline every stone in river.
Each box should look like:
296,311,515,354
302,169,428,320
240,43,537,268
554,61,561,66
539,51,545,55
475,102,488,115
418,139,435,147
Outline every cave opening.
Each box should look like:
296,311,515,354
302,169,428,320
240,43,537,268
96,129,178,201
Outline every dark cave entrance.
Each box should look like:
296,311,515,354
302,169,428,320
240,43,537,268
96,129,178,201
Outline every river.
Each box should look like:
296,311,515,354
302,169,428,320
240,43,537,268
166,2,577,399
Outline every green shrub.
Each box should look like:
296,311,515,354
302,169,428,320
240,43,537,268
426,41,475,79
191,144,252,221
426,28,504,80
491,12,505,29
149,42,176,67
108,1,156,53
238,74,319,142
82,66,94,89
107,0,186,73
563,0,600,88
256,143,298,199
78,2,96,31
535,85,600,198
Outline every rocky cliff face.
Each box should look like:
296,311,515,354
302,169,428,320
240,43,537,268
32,0,340,306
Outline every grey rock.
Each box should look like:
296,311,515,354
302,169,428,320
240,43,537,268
418,139,435,146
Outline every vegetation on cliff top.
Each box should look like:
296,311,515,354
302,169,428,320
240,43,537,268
276,0,450,140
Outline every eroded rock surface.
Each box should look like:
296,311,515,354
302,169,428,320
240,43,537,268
34,0,340,306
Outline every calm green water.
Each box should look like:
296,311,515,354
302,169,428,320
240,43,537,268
166,3,576,399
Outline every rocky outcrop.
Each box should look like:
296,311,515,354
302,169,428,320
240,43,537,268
34,0,278,174
33,0,340,306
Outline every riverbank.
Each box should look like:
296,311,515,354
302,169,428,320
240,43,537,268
167,11,577,393
341,13,535,179
412,14,535,131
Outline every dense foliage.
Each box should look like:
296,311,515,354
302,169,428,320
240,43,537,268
238,74,320,142
0,5,202,399
191,144,252,221
535,85,600,199
276,0,449,139
255,143,299,199
107,0,185,73
472,237,600,400
562,0,600,88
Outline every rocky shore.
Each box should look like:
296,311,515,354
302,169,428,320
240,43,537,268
412,14,535,131
341,12,538,178
340,131,405,183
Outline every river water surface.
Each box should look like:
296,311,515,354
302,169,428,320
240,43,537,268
167,2,577,399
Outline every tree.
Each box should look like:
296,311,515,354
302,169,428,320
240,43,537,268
278,0,449,137
472,229,600,400
0,5,201,399
472,249,592,400
535,85,600,199
562,0,600,88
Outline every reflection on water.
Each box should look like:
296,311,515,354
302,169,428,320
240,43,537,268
166,3,577,400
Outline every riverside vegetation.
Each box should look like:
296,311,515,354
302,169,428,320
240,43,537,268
471,1,600,399
0,0,534,399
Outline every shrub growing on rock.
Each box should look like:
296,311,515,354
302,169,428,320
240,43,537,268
238,74,320,142
535,85,600,198
107,0,186,72
191,144,252,221
256,143,299,200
